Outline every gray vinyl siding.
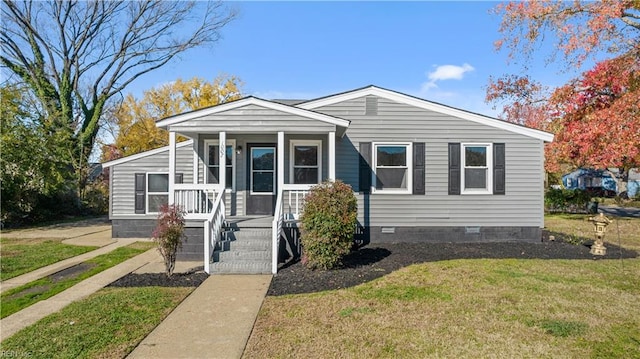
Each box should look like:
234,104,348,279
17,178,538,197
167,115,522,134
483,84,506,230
313,96,545,228
110,144,193,218
169,104,336,134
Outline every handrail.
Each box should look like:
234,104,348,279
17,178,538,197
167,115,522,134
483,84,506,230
175,184,219,215
271,188,284,274
204,188,225,274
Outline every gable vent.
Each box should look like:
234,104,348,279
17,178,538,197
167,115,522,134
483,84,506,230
365,96,378,115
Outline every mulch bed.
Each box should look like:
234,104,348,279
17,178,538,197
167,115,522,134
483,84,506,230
106,231,637,295
108,268,208,288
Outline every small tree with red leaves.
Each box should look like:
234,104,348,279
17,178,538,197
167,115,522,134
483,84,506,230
152,204,186,277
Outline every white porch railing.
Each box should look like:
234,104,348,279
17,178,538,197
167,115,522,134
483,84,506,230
272,184,313,274
282,184,312,220
174,184,221,219
204,189,225,274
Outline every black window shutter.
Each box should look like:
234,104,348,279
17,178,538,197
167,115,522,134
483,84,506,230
175,173,184,184
359,142,372,193
448,143,461,195
493,143,506,195
134,173,146,214
413,142,425,195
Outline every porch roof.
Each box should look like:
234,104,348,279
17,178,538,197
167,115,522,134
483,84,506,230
156,96,350,136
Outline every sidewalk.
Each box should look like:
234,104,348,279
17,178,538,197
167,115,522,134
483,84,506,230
0,248,161,341
127,274,272,359
0,237,138,294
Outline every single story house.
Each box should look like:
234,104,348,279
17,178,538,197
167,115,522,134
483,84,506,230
102,85,554,274
562,168,617,196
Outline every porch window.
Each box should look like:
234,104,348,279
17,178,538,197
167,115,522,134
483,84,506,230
462,143,493,194
373,143,412,193
290,140,322,184
205,140,235,190
147,173,169,213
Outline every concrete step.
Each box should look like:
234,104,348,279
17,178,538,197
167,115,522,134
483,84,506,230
219,238,271,251
226,229,272,240
215,250,271,262
209,260,271,274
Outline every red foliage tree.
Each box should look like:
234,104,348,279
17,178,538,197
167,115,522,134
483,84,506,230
488,1,640,180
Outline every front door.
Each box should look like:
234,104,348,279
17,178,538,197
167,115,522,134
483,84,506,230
246,144,276,215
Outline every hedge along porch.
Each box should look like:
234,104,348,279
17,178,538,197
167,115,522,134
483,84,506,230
103,85,554,275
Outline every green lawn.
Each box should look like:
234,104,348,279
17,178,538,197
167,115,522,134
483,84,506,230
243,215,640,358
0,286,193,359
1,242,155,318
0,237,98,281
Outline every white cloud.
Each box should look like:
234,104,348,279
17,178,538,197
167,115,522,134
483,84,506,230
421,63,475,91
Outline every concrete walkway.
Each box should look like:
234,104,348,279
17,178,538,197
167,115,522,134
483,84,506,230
0,237,138,294
0,248,162,341
127,274,272,359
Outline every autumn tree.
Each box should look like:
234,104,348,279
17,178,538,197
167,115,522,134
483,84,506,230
487,1,640,180
1,0,237,195
109,75,243,158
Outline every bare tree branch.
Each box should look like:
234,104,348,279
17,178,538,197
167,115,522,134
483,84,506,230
0,0,237,175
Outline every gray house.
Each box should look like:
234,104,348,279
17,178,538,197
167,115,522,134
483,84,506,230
102,86,554,274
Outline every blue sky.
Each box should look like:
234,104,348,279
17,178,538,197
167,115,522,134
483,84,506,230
126,1,578,118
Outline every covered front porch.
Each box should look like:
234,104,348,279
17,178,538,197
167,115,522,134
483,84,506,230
156,97,350,274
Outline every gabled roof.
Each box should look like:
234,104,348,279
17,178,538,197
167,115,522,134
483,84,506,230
102,140,194,168
297,85,554,142
156,96,350,129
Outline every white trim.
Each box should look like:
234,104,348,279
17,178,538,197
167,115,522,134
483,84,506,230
192,136,199,184
289,139,322,184
277,132,285,191
298,86,554,142
102,140,194,168
250,146,276,195
168,132,176,205
372,142,413,194
204,138,236,191
328,132,336,181
146,172,169,214
156,97,350,129
461,143,493,195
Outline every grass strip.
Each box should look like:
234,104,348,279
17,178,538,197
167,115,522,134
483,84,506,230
1,286,193,359
1,242,155,318
0,238,98,281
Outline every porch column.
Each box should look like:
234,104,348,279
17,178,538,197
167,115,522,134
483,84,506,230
192,135,199,184
219,131,226,190
169,131,176,205
328,131,336,181
277,131,285,189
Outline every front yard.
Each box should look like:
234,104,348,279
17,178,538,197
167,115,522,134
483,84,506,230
243,215,640,358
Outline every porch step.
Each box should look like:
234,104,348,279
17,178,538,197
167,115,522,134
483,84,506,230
211,225,273,275
209,260,271,274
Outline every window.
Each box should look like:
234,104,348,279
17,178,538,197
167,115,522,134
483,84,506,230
461,143,493,194
205,140,235,190
290,140,322,184
373,143,412,193
147,173,169,213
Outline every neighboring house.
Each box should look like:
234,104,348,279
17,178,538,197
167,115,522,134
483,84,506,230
102,85,554,274
628,168,640,198
562,168,617,196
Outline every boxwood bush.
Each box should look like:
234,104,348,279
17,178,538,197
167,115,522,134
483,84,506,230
300,180,358,270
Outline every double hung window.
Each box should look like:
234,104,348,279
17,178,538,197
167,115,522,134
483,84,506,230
461,143,492,194
373,143,412,193
290,140,322,184
205,140,235,190
147,173,169,213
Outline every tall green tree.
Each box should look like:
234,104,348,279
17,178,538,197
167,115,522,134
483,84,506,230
1,0,237,190
0,84,70,224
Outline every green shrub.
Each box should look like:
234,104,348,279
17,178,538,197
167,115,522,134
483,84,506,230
545,188,593,213
300,180,358,270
